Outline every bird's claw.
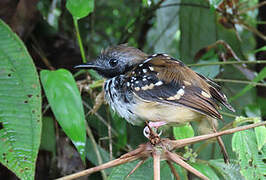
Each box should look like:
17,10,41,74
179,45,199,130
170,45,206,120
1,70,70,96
143,126,162,138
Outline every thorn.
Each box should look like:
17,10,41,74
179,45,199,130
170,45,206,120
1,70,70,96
126,158,147,179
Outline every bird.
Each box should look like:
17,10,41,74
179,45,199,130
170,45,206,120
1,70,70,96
75,44,235,163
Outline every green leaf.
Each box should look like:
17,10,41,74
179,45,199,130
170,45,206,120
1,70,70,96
66,0,94,20
209,159,244,180
190,163,219,180
230,67,266,101
173,123,194,140
252,46,266,53
190,162,219,180
179,0,216,64
232,129,265,179
40,69,86,161
255,126,266,151
40,117,56,156
244,104,261,118
0,20,42,179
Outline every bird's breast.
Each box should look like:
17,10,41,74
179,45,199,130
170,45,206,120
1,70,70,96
104,76,142,125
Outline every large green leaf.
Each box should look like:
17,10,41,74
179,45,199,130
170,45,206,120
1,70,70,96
66,0,94,20
0,20,42,179
40,69,86,161
232,129,265,179
179,0,216,63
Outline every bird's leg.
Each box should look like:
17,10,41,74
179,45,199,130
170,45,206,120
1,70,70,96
143,121,167,145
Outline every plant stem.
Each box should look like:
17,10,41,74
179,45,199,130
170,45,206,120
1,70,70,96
188,60,266,67
73,18,86,63
214,78,266,87
85,122,107,180
220,111,237,118
89,79,104,89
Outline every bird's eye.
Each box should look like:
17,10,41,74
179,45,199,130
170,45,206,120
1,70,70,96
109,58,118,67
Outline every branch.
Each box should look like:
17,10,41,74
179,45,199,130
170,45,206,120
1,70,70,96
165,151,209,180
56,122,266,180
169,121,266,150
153,149,161,180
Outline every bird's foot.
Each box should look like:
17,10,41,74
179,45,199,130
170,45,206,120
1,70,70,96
143,121,167,145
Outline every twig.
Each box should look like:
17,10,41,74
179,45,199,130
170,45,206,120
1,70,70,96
160,3,210,10
107,109,113,161
213,79,266,87
30,38,55,70
220,111,238,118
153,150,161,180
170,121,266,149
85,122,107,180
82,101,118,136
56,144,150,180
56,122,266,180
165,151,209,180
188,60,266,67
239,1,266,15
126,158,147,178
166,161,180,180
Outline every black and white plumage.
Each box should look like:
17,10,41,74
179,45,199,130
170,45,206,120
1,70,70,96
75,44,234,128
75,44,235,162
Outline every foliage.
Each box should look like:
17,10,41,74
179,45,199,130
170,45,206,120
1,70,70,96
40,69,86,161
0,20,42,179
0,0,266,179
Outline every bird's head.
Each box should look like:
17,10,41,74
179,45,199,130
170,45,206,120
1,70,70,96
75,44,148,78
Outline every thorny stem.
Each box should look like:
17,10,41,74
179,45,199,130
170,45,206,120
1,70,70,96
165,151,209,180
56,122,266,180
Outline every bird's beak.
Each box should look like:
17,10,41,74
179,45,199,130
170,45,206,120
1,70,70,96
74,62,101,70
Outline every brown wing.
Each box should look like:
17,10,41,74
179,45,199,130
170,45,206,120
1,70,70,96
126,54,234,119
